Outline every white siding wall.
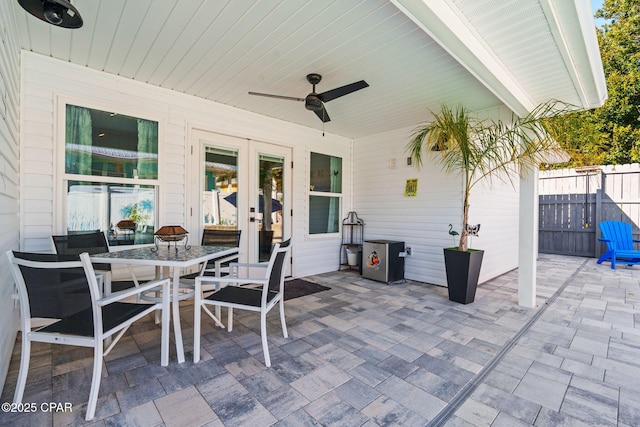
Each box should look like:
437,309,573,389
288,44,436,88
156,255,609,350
471,177,520,282
0,2,21,395
352,126,520,286
20,52,352,278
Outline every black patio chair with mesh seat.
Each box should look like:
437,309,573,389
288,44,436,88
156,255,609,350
51,230,139,293
181,229,242,280
226,238,290,286
193,239,291,367
178,229,242,327
6,251,170,421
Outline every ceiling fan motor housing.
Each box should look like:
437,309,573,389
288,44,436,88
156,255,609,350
305,94,323,111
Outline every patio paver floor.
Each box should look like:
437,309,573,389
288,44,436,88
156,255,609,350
1,254,639,426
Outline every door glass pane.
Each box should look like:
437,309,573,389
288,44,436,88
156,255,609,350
203,147,238,235
257,154,284,262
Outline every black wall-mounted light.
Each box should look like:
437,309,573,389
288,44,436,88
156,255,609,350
18,0,83,29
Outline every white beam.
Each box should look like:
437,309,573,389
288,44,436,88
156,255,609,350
518,168,538,308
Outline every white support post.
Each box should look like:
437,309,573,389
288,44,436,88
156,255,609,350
518,167,539,307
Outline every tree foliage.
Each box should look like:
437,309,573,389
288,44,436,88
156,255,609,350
549,0,640,167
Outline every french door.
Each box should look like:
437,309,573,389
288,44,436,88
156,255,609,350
190,130,291,268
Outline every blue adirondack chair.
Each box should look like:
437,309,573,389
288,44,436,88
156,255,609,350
597,221,640,269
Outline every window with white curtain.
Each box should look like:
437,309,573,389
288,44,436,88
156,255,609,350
309,152,342,234
64,105,159,245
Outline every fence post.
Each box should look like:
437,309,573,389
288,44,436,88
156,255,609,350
595,187,602,258
594,170,605,258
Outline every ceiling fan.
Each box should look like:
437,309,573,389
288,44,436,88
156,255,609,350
248,73,368,123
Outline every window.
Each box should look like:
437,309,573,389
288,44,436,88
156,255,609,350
309,152,342,234
64,105,159,245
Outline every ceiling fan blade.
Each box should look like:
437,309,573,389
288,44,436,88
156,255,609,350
317,80,369,103
248,92,305,102
313,104,331,123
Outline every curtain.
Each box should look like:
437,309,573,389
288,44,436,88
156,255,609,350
136,119,158,179
133,118,156,245
327,156,341,233
65,105,92,175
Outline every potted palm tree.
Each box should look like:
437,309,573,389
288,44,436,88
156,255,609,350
406,101,569,303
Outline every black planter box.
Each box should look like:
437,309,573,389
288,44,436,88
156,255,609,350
443,248,484,304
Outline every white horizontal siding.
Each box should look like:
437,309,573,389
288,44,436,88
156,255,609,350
353,126,461,286
20,52,352,279
352,125,520,287
471,178,520,283
0,0,21,397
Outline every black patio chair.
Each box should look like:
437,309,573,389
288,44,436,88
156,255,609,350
51,230,139,293
193,239,291,367
6,251,170,421
181,229,242,280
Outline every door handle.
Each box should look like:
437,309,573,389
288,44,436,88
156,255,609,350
250,217,256,222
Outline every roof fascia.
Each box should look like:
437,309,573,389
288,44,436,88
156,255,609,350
391,0,535,116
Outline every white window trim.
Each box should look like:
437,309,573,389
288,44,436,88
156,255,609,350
54,95,165,236
307,150,343,238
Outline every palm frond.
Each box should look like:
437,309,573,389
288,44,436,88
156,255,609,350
405,100,575,251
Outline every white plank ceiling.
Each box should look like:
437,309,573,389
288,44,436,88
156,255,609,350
11,0,600,138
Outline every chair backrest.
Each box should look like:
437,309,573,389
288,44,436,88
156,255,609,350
7,251,98,320
599,221,635,251
51,230,111,271
201,229,242,247
266,239,291,295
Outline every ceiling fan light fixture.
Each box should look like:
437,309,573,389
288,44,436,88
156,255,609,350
18,0,83,29
43,2,64,24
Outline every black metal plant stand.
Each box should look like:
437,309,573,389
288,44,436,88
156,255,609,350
340,212,364,272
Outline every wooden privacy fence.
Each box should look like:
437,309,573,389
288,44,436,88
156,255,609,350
539,164,640,258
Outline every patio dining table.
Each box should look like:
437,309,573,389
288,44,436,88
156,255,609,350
90,245,239,364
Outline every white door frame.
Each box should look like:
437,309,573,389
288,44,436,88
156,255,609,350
188,129,292,270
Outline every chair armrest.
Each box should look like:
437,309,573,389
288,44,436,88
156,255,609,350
598,238,616,249
229,261,268,279
229,262,268,268
97,278,170,306
201,253,240,273
195,276,267,287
